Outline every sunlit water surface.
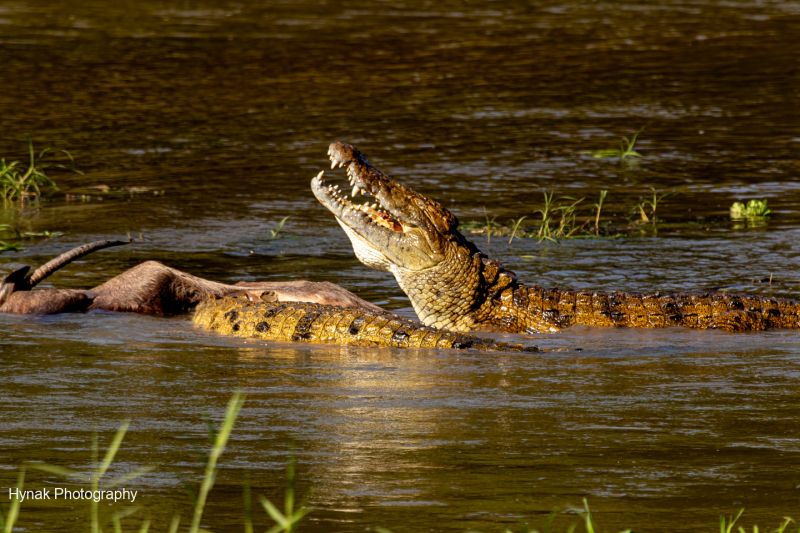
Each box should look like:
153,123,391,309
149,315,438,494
1,0,799,531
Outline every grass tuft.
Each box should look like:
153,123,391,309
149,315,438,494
581,127,645,160
28,421,154,533
0,135,82,204
7,394,799,533
629,187,678,224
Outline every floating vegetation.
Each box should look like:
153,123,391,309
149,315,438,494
22,230,64,238
0,225,67,252
0,240,23,252
581,127,645,160
0,135,81,204
731,199,771,219
2,393,798,533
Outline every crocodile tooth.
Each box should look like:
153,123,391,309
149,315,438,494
371,203,377,209
331,160,337,169
316,170,324,179
352,186,360,196
332,184,339,190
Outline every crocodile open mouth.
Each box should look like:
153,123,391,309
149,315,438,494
313,170,403,233
311,142,404,234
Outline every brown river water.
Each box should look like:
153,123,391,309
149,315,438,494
1,1,800,531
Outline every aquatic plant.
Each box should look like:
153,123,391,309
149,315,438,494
6,394,798,533
630,187,677,223
0,135,82,203
0,241,22,252
0,467,25,533
483,207,498,243
23,230,65,238
554,196,586,238
591,190,609,234
188,393,245,533
535,191,558,243
28,421,154,533
582,127,645,160
270,216,292,238
730,199,771,219
508,216,527,244
258,452,312,533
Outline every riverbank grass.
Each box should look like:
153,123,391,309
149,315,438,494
0,135,81,203
3,393,798,533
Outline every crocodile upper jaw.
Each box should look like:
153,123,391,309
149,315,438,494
311,141,449,273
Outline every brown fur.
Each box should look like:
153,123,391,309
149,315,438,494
0,247,384,316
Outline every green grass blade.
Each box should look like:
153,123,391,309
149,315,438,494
3,468,25,533
97,421,131,480
583,498,595,533
509,216,527,244
189,392,245,533
167,515,181,533
260,497,289,529
244,474,253,533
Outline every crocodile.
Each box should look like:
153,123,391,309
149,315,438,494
0,240,538,351
194,295,538,352
312,141,800,333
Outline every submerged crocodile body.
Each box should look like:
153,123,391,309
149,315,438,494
313,141,800,333
195,295,537,352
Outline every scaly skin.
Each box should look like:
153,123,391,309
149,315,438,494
193,295,539,351
312,142,800,333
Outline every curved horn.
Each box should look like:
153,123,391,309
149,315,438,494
0,266,31,307
27,240,130,289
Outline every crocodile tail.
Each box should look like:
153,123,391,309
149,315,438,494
26,240,130,289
